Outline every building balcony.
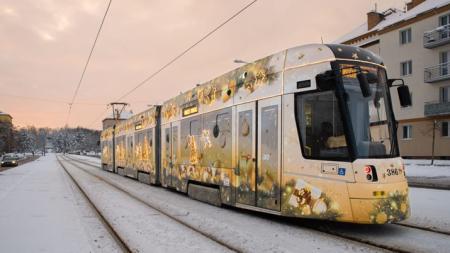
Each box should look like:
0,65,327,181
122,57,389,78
424,62,450,83
424,101,450,117
424,25,450,48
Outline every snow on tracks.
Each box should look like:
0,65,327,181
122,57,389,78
67,154,450,253
63,155,386,253
58,155,234,253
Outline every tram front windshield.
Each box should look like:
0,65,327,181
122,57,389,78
295,63,398,160
341,64,397,158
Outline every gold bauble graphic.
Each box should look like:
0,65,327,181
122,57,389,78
312,198,327,215
376,212,387,224
241,118,250,137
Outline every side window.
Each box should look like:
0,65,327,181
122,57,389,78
439,14,450,39
400,28,412,45
172,126,178,163
180,116,202,165
442,121,449,137
201,108,232,168
400,60,413,76
440,86,450,102
162,127,171,168
295,91,348,159
142,129,152,161
402,125,412,139
190,119,201,135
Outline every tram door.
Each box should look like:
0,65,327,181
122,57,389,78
257,97,281,211
236,102,257,206
169,122,179,188
161,125,172,187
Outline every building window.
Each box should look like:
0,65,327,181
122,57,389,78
402,125,412,139
440,51,449,76
442,121,449,137
440,86,450,102
400,60,412,76
400,28,412,44
439,14,450,39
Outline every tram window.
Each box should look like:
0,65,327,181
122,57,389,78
180,117,202,164
201,108,232,168
172,126,179,163
296,91,348,159
189,120,201,135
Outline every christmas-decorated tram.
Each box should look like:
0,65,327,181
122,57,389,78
100,44,412,224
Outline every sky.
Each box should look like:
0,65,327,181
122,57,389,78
0,0,406,130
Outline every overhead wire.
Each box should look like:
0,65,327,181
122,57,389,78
87,0,258,128
65,0,113,126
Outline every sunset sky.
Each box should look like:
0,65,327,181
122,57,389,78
0,0,406,130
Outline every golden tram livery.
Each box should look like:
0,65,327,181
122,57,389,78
100,44,413,224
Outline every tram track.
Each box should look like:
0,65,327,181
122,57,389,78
64,155,450,253
56,156,132,253
64,155,394,252
67,154,450,252
59,155,240,253
68,155,450,236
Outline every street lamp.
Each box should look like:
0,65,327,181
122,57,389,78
234,59,249,64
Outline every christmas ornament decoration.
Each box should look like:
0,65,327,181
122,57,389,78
369,190,409,224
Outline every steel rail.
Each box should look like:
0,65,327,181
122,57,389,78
64,155,409,252
56,156,132,253
59,155,241,253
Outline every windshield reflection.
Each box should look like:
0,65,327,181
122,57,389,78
341,64,398,158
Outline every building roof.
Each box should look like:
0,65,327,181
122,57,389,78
0,111,12,118
334,0,450,44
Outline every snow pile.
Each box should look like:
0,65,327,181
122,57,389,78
404,159,450,178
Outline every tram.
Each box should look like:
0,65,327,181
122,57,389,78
100,44,412,224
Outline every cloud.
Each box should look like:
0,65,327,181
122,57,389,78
2,6,17,16
54,14,70,31
0,0,408,129
34,28,55,41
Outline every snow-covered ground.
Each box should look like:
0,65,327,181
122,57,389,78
61,156,232,253
72,154,450,234
3,154,450,252
403,187,450,233
0,154,121,253
404,159,450,178
68,154,450,252
62,155,383,252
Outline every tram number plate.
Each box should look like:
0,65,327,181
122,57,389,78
386,168,400,176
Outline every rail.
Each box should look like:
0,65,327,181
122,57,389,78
424,24,450,48
424,62,450,83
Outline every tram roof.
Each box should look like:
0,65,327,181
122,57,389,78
101,44,383,132
160,43,382,106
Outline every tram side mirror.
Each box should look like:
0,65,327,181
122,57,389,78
397,85,412,107
357,72,373,97
97,140,100,146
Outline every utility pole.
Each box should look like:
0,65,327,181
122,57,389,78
431,119,437,165
109,102,128,173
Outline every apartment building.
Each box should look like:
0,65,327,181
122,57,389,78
336,0,450,158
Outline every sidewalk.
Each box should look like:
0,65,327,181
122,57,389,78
0,154,119,253
405,159,450,189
